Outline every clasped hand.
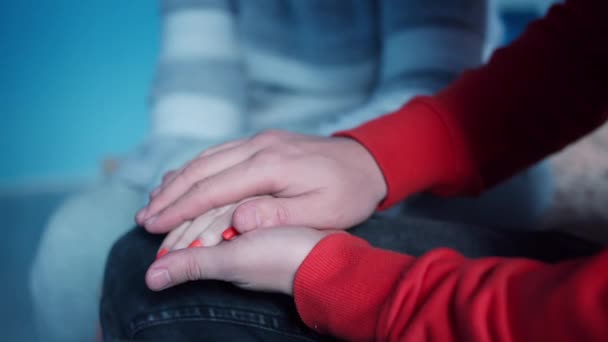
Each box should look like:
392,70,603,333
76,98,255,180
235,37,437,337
138,130,386,295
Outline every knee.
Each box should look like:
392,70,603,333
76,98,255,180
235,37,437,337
106,227,158,266
103,227,163,292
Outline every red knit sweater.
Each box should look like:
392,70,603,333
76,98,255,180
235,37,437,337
294,0,608,341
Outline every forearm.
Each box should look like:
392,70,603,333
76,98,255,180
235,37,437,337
434,0,608,190
294,234,608,341
336,0,608,208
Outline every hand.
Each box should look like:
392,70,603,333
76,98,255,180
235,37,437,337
136,130,387,234
156,196,267,254
146,226,339,295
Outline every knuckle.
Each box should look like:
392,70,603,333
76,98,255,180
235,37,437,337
163,200,195,224
189,181,221,211
181,162,204,183
192,179,209,193
279,142,302,155
171,169,190,188
184,254,203,281
253,129,284,145
162,170,176,182
198,144,221,157
251,149,283,166
232,205,251,229
248,151,287,191
251,153,283,183
274,204,290,225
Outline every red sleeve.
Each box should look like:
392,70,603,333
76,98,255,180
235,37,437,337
294,234,608,341
335,0,608,209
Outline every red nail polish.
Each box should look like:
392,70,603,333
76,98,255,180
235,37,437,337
222,227,240,241
156,248,169,260
188,239,203,248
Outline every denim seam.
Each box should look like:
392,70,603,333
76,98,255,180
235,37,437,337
129,305,319,342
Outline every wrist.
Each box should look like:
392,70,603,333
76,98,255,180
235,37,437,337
334,97,476,209
337,137,388,205
284,230,340,295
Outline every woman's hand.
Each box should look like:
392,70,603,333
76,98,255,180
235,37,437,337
136,130,387,235
155,196,268,256
146,226,339,295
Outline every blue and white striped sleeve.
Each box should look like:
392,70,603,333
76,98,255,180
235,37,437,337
150,0,246,139
319,0,501,135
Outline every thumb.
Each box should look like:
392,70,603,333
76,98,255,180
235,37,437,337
232,195,330,232
146,246,233,291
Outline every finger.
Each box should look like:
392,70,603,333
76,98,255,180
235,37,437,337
157,221,192,257
159,140,246,188
232,194,333,232
194,209,234,248
160,169,180,190
141,141,258,223
172,205,232,250
144,157,282,233
140,169,181,222
162,170,178,184
146,244,235,291
151,139,247,199
197,138,248,158
156,139,246,194
149,170,180,199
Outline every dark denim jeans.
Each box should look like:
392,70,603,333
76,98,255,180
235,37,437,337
100,215,601,341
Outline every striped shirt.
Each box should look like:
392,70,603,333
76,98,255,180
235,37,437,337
117,0,501,190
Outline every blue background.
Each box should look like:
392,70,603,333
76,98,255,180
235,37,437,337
1,0,158,186
0,1,544,188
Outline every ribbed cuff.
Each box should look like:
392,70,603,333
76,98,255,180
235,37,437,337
333,97,477,210
294,234,414,341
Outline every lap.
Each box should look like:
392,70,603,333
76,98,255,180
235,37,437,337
101,227,330,342
101,215,601,341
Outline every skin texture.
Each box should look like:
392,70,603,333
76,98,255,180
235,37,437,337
157,197,267,252
137,131,385,294
137,130,387,237
147,226,338,295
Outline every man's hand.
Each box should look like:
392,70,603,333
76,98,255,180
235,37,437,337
146,226,338,295
136,130,387,235
156,196,268,254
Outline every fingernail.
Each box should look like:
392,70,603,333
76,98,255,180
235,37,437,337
145,215,158,227
156,248,168,260
188,239,203,248
222,226,240,241
148,268,172,290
